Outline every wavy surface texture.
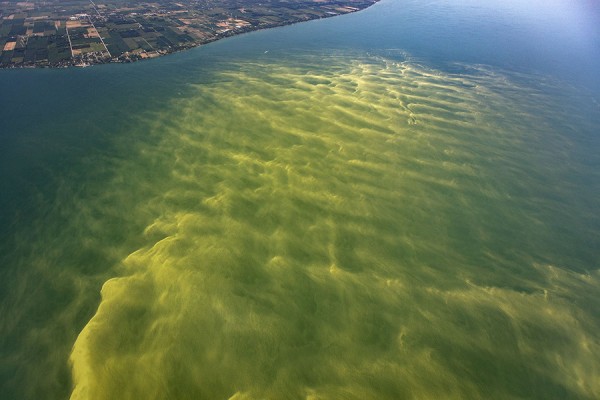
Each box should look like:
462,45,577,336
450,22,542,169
0,0,599,398
57,55,600,399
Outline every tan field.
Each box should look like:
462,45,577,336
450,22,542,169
3,42,16,51
66,20,83,28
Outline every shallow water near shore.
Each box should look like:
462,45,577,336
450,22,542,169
1,0,599,399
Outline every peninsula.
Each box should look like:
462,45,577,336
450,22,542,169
0,0,378,68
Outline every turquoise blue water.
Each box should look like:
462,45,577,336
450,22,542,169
1,0,599,399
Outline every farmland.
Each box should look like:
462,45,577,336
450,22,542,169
0,0,378,67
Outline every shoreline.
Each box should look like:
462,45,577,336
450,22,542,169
0,0,380,70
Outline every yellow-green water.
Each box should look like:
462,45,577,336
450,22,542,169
3,50,599,399
1,0,600,396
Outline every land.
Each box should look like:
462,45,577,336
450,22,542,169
0,0,378,68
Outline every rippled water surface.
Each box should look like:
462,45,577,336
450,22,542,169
1,0,599,399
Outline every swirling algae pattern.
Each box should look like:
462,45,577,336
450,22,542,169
70,56,600,399
2,53,598,399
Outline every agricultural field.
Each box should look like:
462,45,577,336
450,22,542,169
0,0,378,67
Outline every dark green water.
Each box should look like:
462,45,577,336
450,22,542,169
1,0,599,399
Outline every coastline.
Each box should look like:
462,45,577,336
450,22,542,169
0,0,379,69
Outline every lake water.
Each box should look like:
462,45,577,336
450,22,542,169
1,0,599,399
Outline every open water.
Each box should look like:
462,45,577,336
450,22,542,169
1,0,599,399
